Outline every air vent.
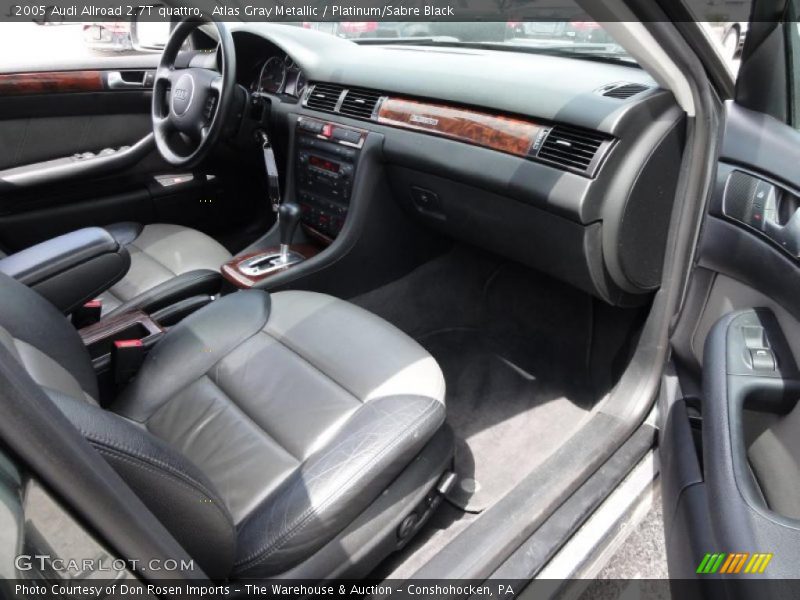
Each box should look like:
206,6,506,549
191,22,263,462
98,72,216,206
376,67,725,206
536,125,609,175
339,88,383,119
305,83,345,113
603,83,650,99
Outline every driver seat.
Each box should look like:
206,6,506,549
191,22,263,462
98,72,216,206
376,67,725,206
98,222,232,316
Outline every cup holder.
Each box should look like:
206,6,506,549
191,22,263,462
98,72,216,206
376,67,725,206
79,310,164,370
86,323,151,360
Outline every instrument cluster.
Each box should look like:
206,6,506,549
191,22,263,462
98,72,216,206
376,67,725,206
251,53,306,98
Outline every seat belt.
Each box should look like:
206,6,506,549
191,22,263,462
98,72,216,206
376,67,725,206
259,131,281,214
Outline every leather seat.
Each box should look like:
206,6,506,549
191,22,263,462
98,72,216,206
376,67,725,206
0,272,448,578
98,222,232,316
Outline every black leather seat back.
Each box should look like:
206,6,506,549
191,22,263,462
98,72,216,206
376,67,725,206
0,271,98,400
0,272,236,577
51,391,236,577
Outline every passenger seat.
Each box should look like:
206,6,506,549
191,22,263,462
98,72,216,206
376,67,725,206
0,272,453,579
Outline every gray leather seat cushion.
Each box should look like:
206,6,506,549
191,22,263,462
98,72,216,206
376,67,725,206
0,268,446,578
98,223,231,315
114,290,446,576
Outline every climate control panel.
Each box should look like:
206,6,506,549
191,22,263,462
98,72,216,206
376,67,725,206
295,116,365,240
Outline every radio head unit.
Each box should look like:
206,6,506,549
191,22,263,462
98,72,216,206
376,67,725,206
294,117,365,241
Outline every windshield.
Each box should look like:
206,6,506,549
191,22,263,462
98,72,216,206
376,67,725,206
298,21,636,63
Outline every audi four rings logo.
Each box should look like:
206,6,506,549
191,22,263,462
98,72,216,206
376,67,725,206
174,88,188,101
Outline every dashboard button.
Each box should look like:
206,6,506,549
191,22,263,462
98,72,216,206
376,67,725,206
411,186,442,212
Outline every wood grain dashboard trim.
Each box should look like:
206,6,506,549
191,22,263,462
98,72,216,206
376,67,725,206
221,245,322,289
0,71,104,96
377,97,544,158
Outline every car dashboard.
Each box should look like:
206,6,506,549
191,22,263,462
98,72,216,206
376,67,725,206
225,24,686,307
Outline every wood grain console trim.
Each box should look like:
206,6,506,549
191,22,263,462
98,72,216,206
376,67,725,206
221,245,322,289
79,310,163,347
377,97,544,158
0,71,104,96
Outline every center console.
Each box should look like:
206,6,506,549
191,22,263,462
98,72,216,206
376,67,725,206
80,310,163,370
295,116,365,242
222,116,366,289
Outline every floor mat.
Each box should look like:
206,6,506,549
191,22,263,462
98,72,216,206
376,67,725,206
357,247,645,576
354,247,608,512
422,328,594,512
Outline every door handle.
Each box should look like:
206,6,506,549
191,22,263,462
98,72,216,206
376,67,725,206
763,207,800,257
106,71,146,90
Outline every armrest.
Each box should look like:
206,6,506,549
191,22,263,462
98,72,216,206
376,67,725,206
702,309,800,578
0,227,130,314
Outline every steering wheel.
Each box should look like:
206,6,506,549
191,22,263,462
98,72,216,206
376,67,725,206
152,18,236,167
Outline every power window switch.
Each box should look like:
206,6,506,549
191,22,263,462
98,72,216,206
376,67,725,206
750,348,776,371
742,325,767,349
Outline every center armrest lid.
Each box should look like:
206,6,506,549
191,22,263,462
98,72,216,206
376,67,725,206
0,227,130,314
0,227,121,286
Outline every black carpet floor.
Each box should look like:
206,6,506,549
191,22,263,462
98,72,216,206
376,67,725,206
353,246,642,513
421,328,594,511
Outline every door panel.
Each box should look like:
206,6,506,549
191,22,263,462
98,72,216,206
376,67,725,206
665,3,800,587
683,272,800,369
0,21,269,255
0,62,163,252
0,111,152,172
0,66,259,253
0,69,105,95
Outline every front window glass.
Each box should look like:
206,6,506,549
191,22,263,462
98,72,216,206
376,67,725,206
296,21,637,64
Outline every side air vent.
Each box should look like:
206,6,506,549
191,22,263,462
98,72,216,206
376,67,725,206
305,83,345,113
339,88,383,119
602,83,650,99
536,125,610,176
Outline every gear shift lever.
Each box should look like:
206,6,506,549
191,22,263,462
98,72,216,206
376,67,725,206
237,203,305,277
278,201,302,263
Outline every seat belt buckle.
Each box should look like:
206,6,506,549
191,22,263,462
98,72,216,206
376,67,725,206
112,339,145,384
72,299,103,329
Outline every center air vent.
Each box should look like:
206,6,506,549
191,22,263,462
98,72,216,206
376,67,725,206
602,83,650,99
305,83,345,113
339,88,383,119
304,82,385,121
536,125,610,176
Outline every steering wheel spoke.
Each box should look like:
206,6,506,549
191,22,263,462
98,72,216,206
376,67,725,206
154,66,173,84
210,75,223,94
152,114,172,137
182,117,207,145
